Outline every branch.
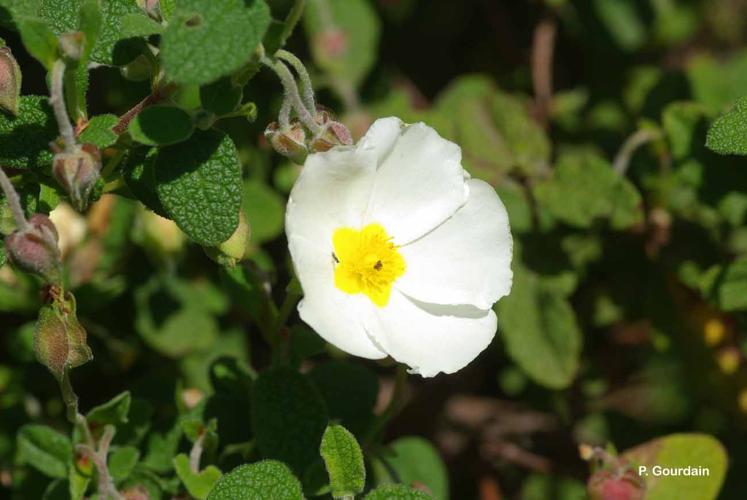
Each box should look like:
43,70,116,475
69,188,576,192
50,60,76,153
530,16,556,128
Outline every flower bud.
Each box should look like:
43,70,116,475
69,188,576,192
204,212,251,267
310,110,353,152
53,144,102,212
587,468,645,500
34,287,92,382
314,28,348,61
0,46,21,116
137,0,162,21
5,214,62,284
265,120,308,164
59,32,85,62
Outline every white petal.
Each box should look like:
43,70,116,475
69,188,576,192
357,116,405,164
286,146,376,250
289,236,386,359
395,179,513,309
363,122,469,245
363,290,497,376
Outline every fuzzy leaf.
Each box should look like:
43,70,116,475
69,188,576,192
109,446,140,481
706,95,747,155
155,130,242,246
497,265,582,389
319,425,365,499
0,95,56,170
374,437,448,500
207,460,303,500
79,113,118,148
86,391,131,427
365,485,432,500
251,368,328,474
16,425,72,478
174,453,222,500
161,0,271,85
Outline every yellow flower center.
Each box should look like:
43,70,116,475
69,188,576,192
332,223,406,307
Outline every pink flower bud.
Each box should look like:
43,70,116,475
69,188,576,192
315,29,348,60
53,144,102,211
310,110,353,152
0,46,21,116
5,214,62,284
265,121,308,164
587,469,645,500
34,287,92,381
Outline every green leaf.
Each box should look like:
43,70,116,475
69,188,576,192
109,446,140,481
496,264,582,389
15,17,59,70
714,257,747,311
79,113,118,148
200,77,243,116
122,147,167,216
304,0,380,89
161,0,271,85
242,180,285,244
533,151,642,230
706,95,747,155
687,51,747,113
0,95,56,170
593,0,646,51
251,368,329,474
155,130,242,246
663,102,708,160
365,484,432,500
207,460,303,500
86,391,131,427
309,361,378,436
16,425,72,478
128,105,194,146
174,453,223,500
623,433,727,500
520,473,586,500
374,437,448,500
319,425,365,499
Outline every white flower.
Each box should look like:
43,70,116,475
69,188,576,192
286,117,513,376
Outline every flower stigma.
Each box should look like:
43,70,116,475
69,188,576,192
332,223,406,307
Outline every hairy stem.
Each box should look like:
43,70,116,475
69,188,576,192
50,60,77,153
189,433,206,473
613,129,661,176
77,425,123,500
261,56,321,135
276,50,316,113
0,167,28,231
59,368,80,425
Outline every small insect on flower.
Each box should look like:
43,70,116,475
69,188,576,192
285,117,513,376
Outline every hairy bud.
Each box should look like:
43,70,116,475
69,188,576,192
0,45,21,116
53,144,102,212
34,287,93,382
265,120,308,164
59,32,85,62
587,469,645,500
310,110,353,152
205,212,251,267
6,214,62,284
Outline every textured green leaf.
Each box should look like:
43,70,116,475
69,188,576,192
207,460,303,500
16,425,72,478
365,484,432,500
663,102,708,160
533,151,642,229
79,113,118,148
161,0,271,85
623,433,726,500
706,95,747,155
319,425,365,499
174,453,222,500
242,180,285,244
497,265,582,389
109,446,140,481
86,391,131,427
0,95,56,170
155,130,242,245
304,0,380,88
251,368,328,474
374,437,448,500
122,147,167,216
309,361,378,436
129,105,194,146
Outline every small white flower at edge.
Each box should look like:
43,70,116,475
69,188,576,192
285,117,513,377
